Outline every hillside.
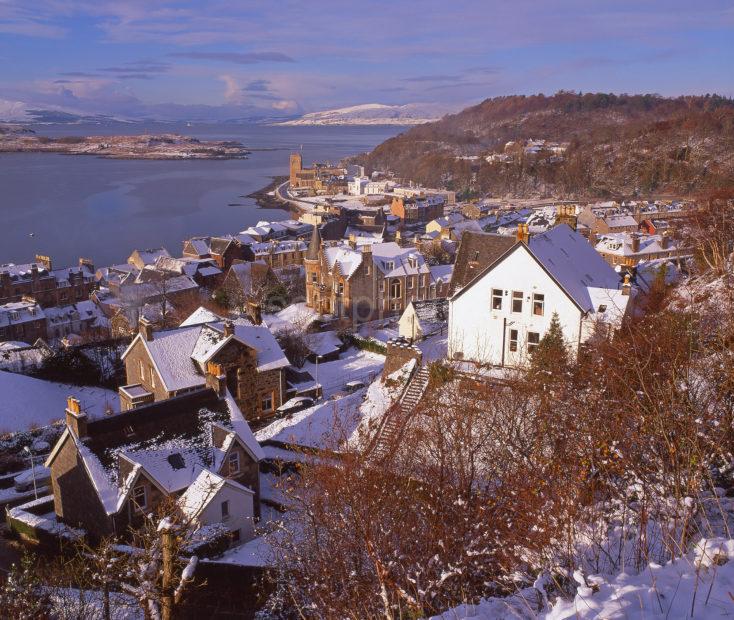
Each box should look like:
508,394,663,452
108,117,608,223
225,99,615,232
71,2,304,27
355,92,734,199
276,102,455,126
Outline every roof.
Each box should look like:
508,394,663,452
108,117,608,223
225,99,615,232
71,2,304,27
46,388,262,516
180,306,223,327
123,318,289,393
604,214,638,229
451,225,625,315
450,231,517,294
0,300,45,326
179,469,253,521
595,233,677,257
407,298,448,326
371,243,429,277
324,245,363,279
304,331,343,357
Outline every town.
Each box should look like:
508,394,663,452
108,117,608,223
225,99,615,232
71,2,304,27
0,144,724,617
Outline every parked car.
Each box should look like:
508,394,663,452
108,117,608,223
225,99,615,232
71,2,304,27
344,380,366,393
276,396,315,417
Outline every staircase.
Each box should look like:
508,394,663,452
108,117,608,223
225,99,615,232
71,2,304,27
370,365,431,460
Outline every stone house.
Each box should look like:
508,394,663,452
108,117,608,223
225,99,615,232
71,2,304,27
250,240,308,270
120,315,289,422
595,232,681,268
220,261,281,309
304,227,448,324
390,195,445,225
0,300,47,343
45,387,263,542
0,257,96,307
127,248,172,270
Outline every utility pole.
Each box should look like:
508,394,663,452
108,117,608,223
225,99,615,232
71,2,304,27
160,521,174,620
23,446,38,500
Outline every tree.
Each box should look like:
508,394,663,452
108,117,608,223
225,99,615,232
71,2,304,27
528,312,569,382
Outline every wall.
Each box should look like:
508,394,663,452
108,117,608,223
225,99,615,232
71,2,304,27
198,485,255,543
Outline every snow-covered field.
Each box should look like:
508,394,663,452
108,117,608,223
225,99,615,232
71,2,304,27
0,371,117,431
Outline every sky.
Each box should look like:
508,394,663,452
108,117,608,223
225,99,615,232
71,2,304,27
0,0,733,121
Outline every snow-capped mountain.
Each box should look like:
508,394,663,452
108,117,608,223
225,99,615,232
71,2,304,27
275,103,456,126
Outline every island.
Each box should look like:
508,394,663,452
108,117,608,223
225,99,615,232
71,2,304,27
0,126,249,160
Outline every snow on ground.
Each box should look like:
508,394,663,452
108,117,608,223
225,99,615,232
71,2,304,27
548,537,734,619
256,392,364,450
0,371,117,431
205,533,276,568
301,347,384,397
357,320,399,344
417,332,448,362
430,587,540,620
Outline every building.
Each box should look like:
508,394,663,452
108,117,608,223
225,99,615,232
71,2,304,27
120,315,290,421
304,227,449,323
220,261,281,310
45,388,263,542
390,195,445,225
44,300,108,342
595,232,680,267
0,257,96,308
448,224,631,367
449,231,517,295
182,235,253,271
0,300,47,343
289,153,344,192
398,298,449,341
127,248,172,270
250,239,308,270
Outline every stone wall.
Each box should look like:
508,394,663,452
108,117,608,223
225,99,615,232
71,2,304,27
383,337,423,377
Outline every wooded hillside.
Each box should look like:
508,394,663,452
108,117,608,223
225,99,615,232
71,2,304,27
355,92,734,199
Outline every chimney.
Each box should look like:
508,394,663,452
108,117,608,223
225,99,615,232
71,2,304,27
65,396,88,438
35,255,53,271
138,317,154,341
630,234,641,253
516,223,530,244
621,273,632,296
348,233,357,248
660,231,670,250
223,319,235,337
246,300,262,325
205,362,227,399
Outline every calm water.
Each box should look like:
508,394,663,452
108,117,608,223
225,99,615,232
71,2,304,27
0,123,403,267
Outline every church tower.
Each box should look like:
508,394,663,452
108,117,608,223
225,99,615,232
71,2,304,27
289,153,303,187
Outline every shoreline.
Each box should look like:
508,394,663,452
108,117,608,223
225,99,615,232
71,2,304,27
246,175,298,215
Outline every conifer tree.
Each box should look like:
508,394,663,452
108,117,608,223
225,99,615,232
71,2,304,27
529,312,569,382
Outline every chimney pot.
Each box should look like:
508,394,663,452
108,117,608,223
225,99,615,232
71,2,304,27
65,396,88,438
139,317,154,341
206,362,227,398
223,320,235,337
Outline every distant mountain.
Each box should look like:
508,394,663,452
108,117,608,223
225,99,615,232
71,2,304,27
356,92,734,199
275,103,457,126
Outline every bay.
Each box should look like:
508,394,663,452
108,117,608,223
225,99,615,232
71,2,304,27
0,123,402,267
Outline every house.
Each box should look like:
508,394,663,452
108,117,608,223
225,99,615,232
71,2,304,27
220,261,281,310
449,231,517,295
182,236,252,271
120,315,290,421
390,195,445,225
303,226,445,324
0,257,96,308
44,300,108,342
0,300,47,344
595,232,681,268
448,224,631,367
45,386,263,543
127,248,171,270
250,240,308,270
398,298,449,341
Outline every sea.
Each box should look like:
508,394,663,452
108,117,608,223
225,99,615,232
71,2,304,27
0,123,403,268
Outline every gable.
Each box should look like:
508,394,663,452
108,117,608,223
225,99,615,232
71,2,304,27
209,337,257,368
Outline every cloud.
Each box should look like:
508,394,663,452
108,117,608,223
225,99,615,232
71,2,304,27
170,51,295,64
243,79,271,92
402,74,460,83
99,60,171,74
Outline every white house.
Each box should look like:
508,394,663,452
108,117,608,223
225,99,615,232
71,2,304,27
179,469,256,545
448,225,631,367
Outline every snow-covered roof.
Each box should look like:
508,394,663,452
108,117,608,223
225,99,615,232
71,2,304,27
528,224,623,313
372,243,430,277
120,446,206,495
596,233,678,257
124,318,290,393
0,300,45,326
603,214,638,228
180,306,223,327
178,470,253,521
429,264,453,284
304,331,343,357
324,245,363,279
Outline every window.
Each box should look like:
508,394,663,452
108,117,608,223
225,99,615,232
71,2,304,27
337,282,344,294
139,360,145,381
221,500,230,520
512,291,523,313
262,394,273,412
491,289,503,310
407,277,414,289
509,329,518,352
311,272,317,283
384,260,394,271
9,311,19,321
527,331,540,353
133,485,147,511
366,264,371,275
532,293,545,316
228,451,240,475
390,279,401,299
379,280,385,292
149,367,156,388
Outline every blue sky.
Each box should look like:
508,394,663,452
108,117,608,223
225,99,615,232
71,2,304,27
1,0,732,120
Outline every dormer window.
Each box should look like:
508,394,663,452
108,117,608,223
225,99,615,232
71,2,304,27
9,311,19,321
133,485,147,511
384,260,394,271
228,451,240,475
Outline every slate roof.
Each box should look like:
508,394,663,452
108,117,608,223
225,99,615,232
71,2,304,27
409,298,448,326
449,231,517,294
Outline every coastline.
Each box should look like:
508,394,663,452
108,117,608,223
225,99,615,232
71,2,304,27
246,175,297,214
